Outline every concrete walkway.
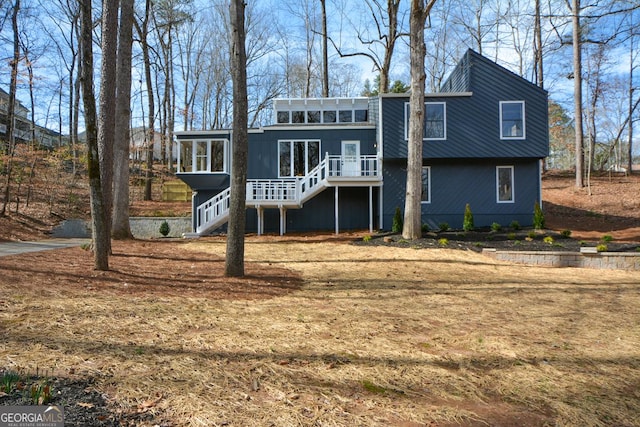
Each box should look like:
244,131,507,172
0,239,90,257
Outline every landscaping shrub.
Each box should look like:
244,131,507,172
392,207,403,233
463,204,474,231
533,202,545,230
159,220,170,237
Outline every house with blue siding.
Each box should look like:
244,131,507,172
174,49,549,235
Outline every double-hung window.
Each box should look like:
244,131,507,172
500,101,525,139
421,166,431,203
496,166,514,203
405,102,447,140
279,140,321,177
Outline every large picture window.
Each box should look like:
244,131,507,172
405,102,447,140
500,101,525,139
178,139,228,173
279,140,321,177
421,166,431,203
497,166,514,203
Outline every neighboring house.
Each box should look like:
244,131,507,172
175,49,549,235
129,127,167,162
0,87,67,149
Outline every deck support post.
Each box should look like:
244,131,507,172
192,191,198,233
335,186,339,234
378,185,384,231
369,186,373,233
279,205,287,236
256,206,264,236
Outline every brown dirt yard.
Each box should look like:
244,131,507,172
0,172,639,426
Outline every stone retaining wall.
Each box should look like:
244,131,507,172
52,217,192,239
482,248,640,270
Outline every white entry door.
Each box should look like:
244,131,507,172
341,140,360,176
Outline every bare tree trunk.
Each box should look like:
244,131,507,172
112,0,134,239
379,0,400,94
534,0,543,89
1,0,20,217
572,0,584,188
226,0,248,277
320,0,329,97
629,30,635,175
136,0,156,200
80,0,109,270
403,0,436,240
98,0,119,245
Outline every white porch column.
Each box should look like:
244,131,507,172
279,205,287,236
256,206,263,236
335,186,339,235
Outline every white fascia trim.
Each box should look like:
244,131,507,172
174,130,230,137
379,92,473,98
265,125,376,132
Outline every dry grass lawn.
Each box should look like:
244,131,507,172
1,234,639,426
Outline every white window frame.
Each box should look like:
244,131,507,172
496,166,515,203
499,101,526,140
278,139,321,178
404,102,447,141
177,139,229,173
421,166,431,204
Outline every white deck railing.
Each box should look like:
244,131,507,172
246,179,299,202
195,154,381,234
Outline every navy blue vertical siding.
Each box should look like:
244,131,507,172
381,50,548,160
382,159,541,229
248,127,376,179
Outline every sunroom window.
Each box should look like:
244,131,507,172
279,140,320,177
178,139,228,173
500,101,525,139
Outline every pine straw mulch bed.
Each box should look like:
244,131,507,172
1,235,640,426
354,228,640,252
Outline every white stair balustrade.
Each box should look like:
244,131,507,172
195,187,231,234
299,156,329,203
193,154,380,234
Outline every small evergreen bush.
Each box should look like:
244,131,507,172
463,204,474,231
533,202,545,230
491,222,502,232
438,222,450,232
392,207,403,233
509,220,521,230
159,220,170,237
561,229,572,238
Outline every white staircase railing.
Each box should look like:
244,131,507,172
194,154,380,234
195,187,231,234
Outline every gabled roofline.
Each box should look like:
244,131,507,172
463,49,548,96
